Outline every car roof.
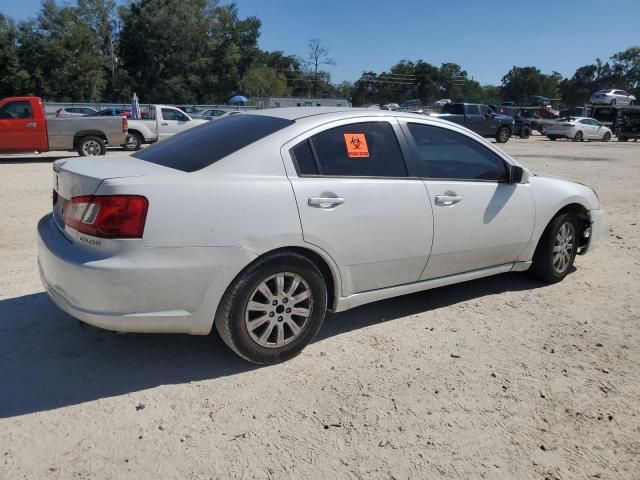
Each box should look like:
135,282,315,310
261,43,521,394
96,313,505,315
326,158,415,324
246,107,456,125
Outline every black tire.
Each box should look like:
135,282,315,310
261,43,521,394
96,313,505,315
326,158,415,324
215,251,328,364
520,126,531,139
573,131,584,142
496,126,511,143
618,136,628,142
76,136,106,156
123,132,143,151
602,131,611,142
547,135,557,141
529,213,579,284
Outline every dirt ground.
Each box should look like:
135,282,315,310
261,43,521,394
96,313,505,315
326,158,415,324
1,135,639,480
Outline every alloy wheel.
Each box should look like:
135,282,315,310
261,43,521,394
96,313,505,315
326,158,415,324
552,222,575,274
244,272,313,348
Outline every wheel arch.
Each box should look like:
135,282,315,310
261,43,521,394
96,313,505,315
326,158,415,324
533,202,591,258
73,130,107,146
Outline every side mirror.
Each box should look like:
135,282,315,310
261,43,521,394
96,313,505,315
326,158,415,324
510,165,526,183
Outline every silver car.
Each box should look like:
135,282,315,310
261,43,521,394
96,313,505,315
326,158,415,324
589,89,636,106
37,108,605,364
55,106,99,117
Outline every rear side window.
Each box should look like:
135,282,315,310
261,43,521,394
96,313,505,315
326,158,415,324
292,122,407,178
441,103,464,115
0,101,33,119
133,114,294,172
407,123,507,181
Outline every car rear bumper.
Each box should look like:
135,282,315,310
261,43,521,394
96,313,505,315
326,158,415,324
37,213,256,335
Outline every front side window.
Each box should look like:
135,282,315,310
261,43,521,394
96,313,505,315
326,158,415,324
407,123,508,181
292,122,407,178
161,108,189,121
0,101,33,119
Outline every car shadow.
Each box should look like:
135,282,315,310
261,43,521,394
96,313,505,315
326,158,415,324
0,272,545,418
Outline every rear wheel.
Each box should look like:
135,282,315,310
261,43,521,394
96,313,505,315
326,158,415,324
520,126,531,139
547,135,557,141
573,131,584,142
602,131,611,142
215,251,328,364
496,126,510,143
618,136,628,142
530,213,579,284
77,136,106,156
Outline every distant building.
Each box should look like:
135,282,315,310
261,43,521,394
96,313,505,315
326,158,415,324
255,96,351,109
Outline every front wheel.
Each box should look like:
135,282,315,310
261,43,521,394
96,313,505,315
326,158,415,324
123,132,143,151
496,127,511,143
520,126,531,139
530,213,579,283
547,135,557,141
77,136,106,156
602,131,611,142
215,251,328,364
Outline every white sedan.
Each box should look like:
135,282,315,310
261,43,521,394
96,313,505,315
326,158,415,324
37,109,605,364
589,89,635,106
545,117,613,142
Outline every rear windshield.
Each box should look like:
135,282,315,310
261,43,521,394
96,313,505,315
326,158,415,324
132,114,294,172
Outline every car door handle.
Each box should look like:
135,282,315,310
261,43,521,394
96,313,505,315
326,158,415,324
434,195,462,206
308,197,345,208
26,122,37,128
161,122,169,126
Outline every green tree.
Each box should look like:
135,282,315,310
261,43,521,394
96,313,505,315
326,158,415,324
239,65,287,97
0,14,29,97
16,0,106,101
502,66,549,102
120,0,261,103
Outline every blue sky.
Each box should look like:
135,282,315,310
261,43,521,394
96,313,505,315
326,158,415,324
2,0,639,84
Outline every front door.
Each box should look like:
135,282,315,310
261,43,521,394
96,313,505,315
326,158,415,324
282,119,434,296
0,100,43,152
401,121,535,279
158,108,192,140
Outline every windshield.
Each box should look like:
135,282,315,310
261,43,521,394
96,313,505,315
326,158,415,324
132,114,294,172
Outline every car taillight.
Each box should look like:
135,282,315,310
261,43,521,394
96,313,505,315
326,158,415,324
122,117,128,133
561,123,573,127
63,195,148,239
55,109,62,117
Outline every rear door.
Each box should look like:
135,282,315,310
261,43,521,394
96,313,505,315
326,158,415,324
401,120,535,279
462,104,486,135
282,118,434,296
0,100,45,152
158,108,192,139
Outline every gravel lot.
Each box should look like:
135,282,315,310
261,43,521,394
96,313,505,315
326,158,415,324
1,135,638,480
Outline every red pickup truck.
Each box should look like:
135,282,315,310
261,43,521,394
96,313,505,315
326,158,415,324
0,97,128,156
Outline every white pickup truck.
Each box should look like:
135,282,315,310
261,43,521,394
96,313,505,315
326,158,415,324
124,105,207,151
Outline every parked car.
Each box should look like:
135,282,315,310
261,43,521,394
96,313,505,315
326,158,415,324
438,103,514,142
615,106,640,141
518,107,560,133
590,105,619,128
92,108,132,118
37,108,604,364
123,105,207,150
589,89,635,106
0,96,128,156
194,109,242,121
490,105,532,138
434,98,452,108
180,106,203,114
55,106,99,117
545,117,612,142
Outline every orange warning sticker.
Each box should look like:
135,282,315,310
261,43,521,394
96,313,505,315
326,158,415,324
343,133,370,158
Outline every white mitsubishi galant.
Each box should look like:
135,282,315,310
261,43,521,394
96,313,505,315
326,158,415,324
38,108,605,364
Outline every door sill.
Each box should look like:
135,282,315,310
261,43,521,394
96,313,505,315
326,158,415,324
334,263,516,312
